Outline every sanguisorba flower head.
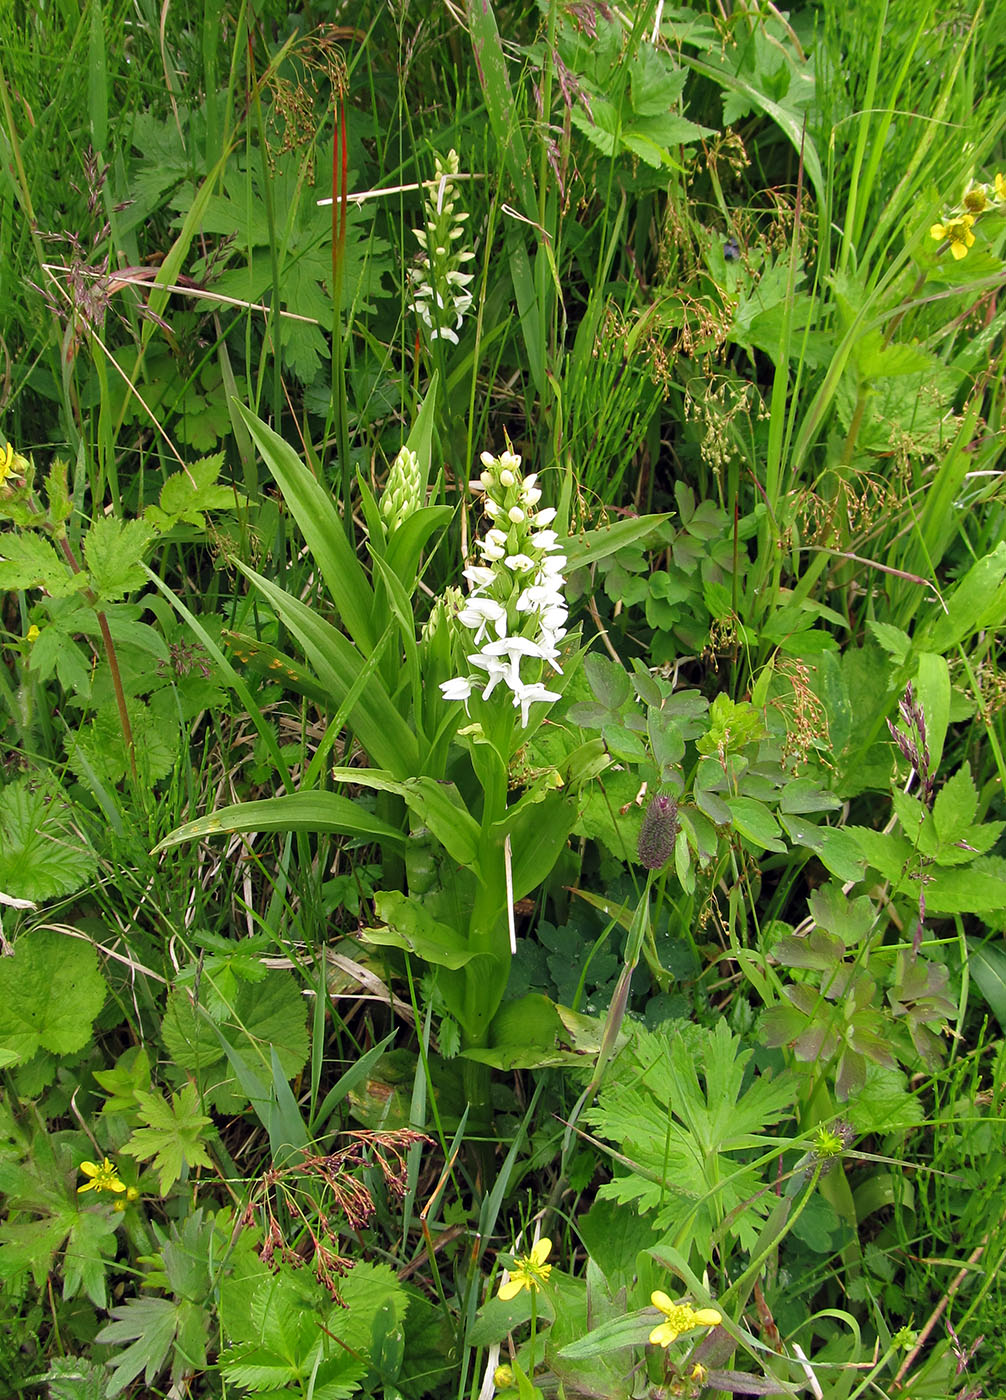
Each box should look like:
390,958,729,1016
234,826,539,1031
648,1291,722,1348
930,213,976,260
409,149,475,345
498,1237,552,1300
439,446,567,728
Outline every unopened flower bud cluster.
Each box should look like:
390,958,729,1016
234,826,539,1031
380,446,421,534
409,150,475,345
439,447,567,728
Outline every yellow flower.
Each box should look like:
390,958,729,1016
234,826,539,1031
498,1237,552,1300
962,183,989,215
25,625,40,644
77,1157,126,1195
929,213,975,260
995,172,1006,202
0,442,13,483
648,1291,722,1348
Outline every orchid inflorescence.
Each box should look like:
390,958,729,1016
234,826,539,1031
439,446,567,728
409,149,475,344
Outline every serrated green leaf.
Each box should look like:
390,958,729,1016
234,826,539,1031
0,530,85,597
0,930,106,1063
122,1083,213,1194
96,1295,181,1396
82,515,153,603
0,775,96,902
932,763,978,844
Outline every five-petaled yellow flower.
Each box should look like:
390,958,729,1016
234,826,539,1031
498,1237,552,1300
25,625,40,644
648,1291,722,1348
77,1157,126,1195
929,213,975,260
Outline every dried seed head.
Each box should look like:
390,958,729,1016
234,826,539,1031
637,794,678,870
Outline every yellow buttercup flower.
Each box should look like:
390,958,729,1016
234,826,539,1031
929,213,975,260
25,625,40,644
995,172,1006,202
77,1157,126,1195
0,442,13,483
498,1236,552,1300
648,1291,722,1348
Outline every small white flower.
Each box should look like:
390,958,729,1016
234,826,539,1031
499,469,515,487
507,505,526,524
440,677,474,710
532,507,557,527
469,651,510,700
458,598,508,644
503,553,536,573
529,529,560,551
512,681,561,728
463,565,496,589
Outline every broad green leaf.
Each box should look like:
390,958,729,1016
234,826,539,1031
0,930,106,1063
146,453,243,530
161,969,309,1087
914,651,951,773
363,890,480,970
969,940,1006,1031
154,791,407,854
723,796,786,853
918,542,1006,654
566,514,672,572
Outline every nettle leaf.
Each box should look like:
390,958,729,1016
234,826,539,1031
122,1083,213,1194
0,530,86,597
0,929,106,1064
82,515,153,602
0,774,96,902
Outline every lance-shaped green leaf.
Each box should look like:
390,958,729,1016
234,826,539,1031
235,562,419,775
234,402,376,653
331,767,480,868
152,792,407,854
565,514,672,572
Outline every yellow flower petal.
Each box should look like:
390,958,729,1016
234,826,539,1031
693,1308,722,1328
651,1289,675,1313
498,1276,523,1301
530,1237,552,1266
649,1321,680,1348
995,172,1006,201
950,241,969,260
930,222,948,242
